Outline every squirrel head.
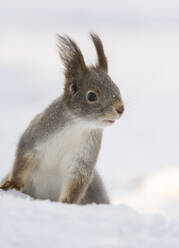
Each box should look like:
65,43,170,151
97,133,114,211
57,33,124,128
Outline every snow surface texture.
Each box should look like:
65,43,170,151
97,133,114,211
1,190,179,248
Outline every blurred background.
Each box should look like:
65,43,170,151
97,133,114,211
0,0,179,218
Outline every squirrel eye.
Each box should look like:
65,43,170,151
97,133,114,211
87,91,97,102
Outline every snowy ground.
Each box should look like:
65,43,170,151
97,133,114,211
1,190,179,248
1,1,179,247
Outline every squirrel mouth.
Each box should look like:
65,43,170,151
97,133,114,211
104,120,115,124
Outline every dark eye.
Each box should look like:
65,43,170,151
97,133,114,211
87,91,97,102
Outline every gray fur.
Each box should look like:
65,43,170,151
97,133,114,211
1,33,124,204
81,170,109,204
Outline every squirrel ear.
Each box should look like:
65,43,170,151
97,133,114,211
57,34,87,91
90,32,108,73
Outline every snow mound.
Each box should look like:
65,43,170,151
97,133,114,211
1,190,179,248
116,167,179,218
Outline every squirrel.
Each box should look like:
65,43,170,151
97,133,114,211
0,33,124,204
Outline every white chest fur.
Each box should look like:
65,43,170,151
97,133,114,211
23,123,101,201
35,124,89,174
23,124,91,200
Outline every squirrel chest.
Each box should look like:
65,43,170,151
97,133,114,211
35,125,90,173
23,124,95,200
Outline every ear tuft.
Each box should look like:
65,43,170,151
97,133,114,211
90,32,108,72
57,34,87,84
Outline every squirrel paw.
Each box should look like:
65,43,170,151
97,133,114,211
0,180,23,191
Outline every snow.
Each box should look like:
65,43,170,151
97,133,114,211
116,167,179,218
1,189,179,248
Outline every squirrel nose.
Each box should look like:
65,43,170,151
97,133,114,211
116,105,124,115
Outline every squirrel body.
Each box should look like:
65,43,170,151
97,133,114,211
22,96,103,202
0,33,124,204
